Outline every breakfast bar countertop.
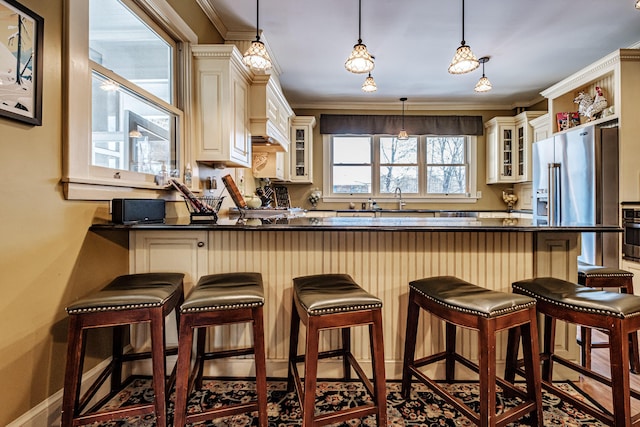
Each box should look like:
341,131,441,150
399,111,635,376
90,215,622,233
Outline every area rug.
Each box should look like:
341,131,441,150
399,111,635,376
89,376,607,426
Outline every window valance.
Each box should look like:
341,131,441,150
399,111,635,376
319,114,484,136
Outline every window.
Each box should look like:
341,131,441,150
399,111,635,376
64,0,196,200
324,134,477,202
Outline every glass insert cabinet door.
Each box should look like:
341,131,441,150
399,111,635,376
502,128,513,178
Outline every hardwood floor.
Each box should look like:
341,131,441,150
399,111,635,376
571,330,640,415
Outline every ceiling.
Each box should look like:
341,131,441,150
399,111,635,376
202,0,640,109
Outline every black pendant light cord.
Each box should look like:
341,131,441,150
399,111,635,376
461,0,466,45
255,0,261,41
357,0,363,44
401,97,407,128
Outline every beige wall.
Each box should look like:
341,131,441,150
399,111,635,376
286,107,521,211
0,1,220,424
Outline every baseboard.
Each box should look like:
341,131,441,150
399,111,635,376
7,358,112,427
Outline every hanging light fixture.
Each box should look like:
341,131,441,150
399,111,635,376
636,0,640,9
242,0,272,71
448,0,479,74
361,72,377,92
398,97,409,140
345,0,375,74
474,56,492,92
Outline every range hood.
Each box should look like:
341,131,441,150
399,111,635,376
250,74,293,152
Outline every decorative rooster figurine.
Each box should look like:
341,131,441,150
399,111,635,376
585,86,608,121
573,91,593,118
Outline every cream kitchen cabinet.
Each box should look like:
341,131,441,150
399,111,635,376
250,74,293,152
288,116,316,183
192,45,252,168
485,111,545,184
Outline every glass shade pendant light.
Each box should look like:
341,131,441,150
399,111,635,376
636,0,640,9
448,0,479,74
398,97,409,140
345,0,375,74
474,56,492,92
362,73,377,92
242,0,272,71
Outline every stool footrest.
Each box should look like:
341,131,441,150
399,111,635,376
185,402,259,425
200,347,255,360
315,404,378,426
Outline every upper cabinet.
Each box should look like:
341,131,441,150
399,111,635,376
192,45,253,168
250,74,293,152
485,111,545,184
289,116,316,184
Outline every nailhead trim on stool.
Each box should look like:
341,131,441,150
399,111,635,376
172,272,268,427
402,276,543,427
287,273,387,427
61,272,185,427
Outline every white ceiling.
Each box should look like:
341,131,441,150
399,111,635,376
202,0,640,109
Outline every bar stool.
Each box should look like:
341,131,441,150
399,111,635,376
577,262,640,373
401,276,543,427
287,273,387,426
507,277,640,426
172,272,267,427
61,272,185,427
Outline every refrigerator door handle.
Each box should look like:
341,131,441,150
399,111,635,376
548,163,560,225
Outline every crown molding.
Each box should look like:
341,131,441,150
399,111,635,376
195,0,229,38
137,0,197,42
289,100,517,112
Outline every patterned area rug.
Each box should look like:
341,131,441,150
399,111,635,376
89,376,607,426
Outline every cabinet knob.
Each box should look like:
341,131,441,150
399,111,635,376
197,241,205,248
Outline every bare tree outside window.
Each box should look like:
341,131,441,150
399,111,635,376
426,136,466,194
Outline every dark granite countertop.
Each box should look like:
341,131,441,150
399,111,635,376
90,215,621,233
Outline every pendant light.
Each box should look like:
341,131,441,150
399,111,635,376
398,97,409,140
362,72,377,92
345,0,375,74
636,0,640,9
448,0,479,74
474,56,492,92
242,0,272,72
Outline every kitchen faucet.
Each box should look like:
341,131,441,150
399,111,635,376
394,187,406,210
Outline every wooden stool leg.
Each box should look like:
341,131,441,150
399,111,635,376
370,309,387,426
504,326,521,383
287,298,301,392
542,315,556,382
194,326,207,389
173,315,194,427
342,327,352,380
478,319,497,427
609,320,633,425
303,319,320,427
61,317,85,427
253,306,268,427
630,331,640,374
149,308,168,427
401,291,420,397
580,326,593,370
111,325,126,393
445,322,456,381
520,308,543,426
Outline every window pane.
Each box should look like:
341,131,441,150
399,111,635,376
91,71,177,175
380,137,417,164
89,0,172,103
332,166,371,193
427,166,466,194
426,136,465,164
333,136,371,164
380,166,418,193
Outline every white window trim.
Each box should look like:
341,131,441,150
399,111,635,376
63,0,197,200
322,134,478,204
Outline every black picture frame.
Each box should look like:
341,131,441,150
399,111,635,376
0,0,43,126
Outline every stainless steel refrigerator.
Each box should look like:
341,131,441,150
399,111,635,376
532,125,619,266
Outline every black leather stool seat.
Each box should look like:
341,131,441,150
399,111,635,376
61,272,185,427
513,277,640,318
288,273,387,426
173,272,268,427
180,272,264,312
66,273,184,314
403,276,543,427
578,262,635,280
410,275,536,318
507,277,640,426
294,273,383,315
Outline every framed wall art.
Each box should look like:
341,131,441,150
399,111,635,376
0,0,43,126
